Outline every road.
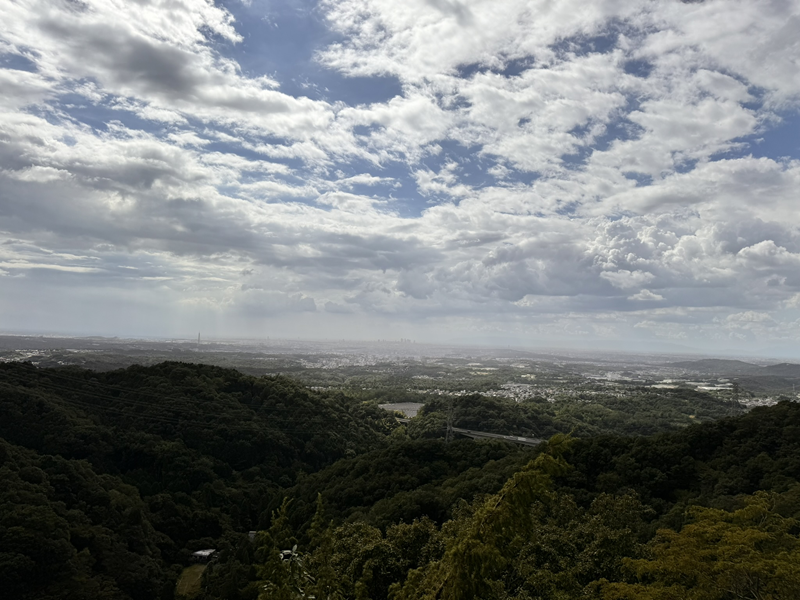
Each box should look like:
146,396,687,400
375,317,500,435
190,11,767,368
452,427,543,446
394,418,543,447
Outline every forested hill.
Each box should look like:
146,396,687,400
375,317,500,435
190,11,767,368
0,361,393,599
0,361,393,474
3,362,800,599
266,398,800,539
214,403,800,600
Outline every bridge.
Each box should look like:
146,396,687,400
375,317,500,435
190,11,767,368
395,418,543,447
452,427,543,446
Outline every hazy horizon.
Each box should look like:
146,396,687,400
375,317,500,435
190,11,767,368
2,1,800,355
1,329,798,363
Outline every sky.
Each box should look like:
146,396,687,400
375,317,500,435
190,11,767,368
1,0,800,356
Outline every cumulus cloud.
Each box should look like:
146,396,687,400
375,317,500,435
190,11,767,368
629,289,664,302
1,0,800,350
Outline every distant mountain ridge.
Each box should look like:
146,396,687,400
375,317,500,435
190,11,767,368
670,358,800,376
761,363,800,377
669,358,761,373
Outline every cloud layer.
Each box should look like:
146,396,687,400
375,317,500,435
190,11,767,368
1,0,800,352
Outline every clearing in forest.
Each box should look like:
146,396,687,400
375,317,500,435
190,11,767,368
176,564,206,598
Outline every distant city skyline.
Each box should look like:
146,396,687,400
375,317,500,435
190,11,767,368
2,0,800,355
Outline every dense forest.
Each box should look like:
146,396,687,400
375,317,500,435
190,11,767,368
2,361,799,599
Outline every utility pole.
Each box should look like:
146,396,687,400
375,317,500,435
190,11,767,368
445,397,454,444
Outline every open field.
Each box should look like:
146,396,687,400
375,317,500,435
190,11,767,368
175,565,206,598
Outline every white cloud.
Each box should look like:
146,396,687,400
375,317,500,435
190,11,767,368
319,0,645,81
640,0,800,106
726,311,774,324
1,0,800,351
601,269,655,290
0,68,55,109
0,0,364,162
737,240,800,268
628,289,664,301
414,161,473,198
